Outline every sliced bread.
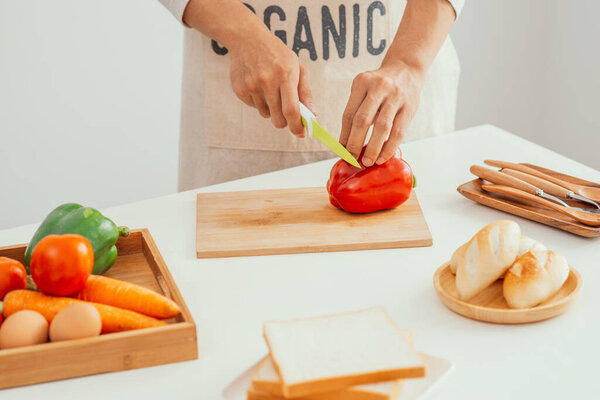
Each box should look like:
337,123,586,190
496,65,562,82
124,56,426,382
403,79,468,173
247,379,403,400
251,327,412,400
263,307,425,398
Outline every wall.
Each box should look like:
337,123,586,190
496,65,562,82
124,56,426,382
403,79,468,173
451,0,600,170
0,0,182,228
1,1,599,229
542,1,600,167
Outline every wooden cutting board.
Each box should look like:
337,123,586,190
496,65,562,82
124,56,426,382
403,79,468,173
196,187,432,258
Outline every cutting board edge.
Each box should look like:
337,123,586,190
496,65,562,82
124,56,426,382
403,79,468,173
196,236,433,258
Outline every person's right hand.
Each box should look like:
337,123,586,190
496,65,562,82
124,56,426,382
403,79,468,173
228,30,314,138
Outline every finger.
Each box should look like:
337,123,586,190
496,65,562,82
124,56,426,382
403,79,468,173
345,94,383,158
362,101,397,167
298,64,317,116
339,81,367,147
264,86,287,129
281,79,305,138
377,108,411,164
250,93,271,118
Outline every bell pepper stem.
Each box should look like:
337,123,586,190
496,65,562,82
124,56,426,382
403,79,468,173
118,226,130,237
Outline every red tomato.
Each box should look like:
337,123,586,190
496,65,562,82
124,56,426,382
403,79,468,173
30,234,94,296
0,257,27,301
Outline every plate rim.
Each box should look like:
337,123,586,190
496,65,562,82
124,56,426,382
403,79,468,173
433,261,583,323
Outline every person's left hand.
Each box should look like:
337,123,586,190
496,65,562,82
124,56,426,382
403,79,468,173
339,63,425,167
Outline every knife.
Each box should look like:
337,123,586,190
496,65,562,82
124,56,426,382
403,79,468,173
299,102,361,168
470,165,600,214
481,184,600,226
484,159,600,206
502,168,600,210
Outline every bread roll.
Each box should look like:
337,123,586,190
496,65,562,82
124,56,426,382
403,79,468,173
498,236,547,279
518,236,546,258
450,230,536,277
449,242,468,274
503,249,569,309
455,220,521,300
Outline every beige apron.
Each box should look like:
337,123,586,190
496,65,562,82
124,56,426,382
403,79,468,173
179,0,460,190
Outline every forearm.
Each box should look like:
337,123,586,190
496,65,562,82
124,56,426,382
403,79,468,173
383,0,456,73
182,0,270,51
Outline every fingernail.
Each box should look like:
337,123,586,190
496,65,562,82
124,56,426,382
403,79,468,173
362,157,373,167
376,157,386,165
309,102,318,115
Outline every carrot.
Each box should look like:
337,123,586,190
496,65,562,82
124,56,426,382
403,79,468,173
72,275,180,319
3,290,166,334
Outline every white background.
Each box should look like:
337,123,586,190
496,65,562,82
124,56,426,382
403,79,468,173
1,0,598,229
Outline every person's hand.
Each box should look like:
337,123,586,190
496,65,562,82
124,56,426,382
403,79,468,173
339,62,425,167
228,30,314,138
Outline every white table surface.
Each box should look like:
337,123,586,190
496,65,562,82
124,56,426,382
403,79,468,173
2,125,599,399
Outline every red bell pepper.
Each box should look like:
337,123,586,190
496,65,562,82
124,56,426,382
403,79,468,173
327,146,413,213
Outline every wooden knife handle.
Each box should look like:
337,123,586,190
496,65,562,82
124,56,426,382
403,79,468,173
502,169,571,199
481,184,569,214
481,184,600,226
484,160,578,192
523,162,600,188
470,165,539,195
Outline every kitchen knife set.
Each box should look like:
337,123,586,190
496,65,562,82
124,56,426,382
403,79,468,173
470,161,600,227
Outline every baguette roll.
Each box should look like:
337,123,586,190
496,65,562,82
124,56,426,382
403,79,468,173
518,236,546,258
449,229,536,277
449,242,467,275
455,220,521,300
503,249,569,309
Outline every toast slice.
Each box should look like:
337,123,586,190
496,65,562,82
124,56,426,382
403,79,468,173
247,380,402,400
263,307,425,398
252,330,414,399
250,356,403,400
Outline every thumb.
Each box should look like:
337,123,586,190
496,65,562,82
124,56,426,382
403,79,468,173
298,64,317,116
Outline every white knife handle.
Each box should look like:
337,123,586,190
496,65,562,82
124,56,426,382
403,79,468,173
299,102,315,138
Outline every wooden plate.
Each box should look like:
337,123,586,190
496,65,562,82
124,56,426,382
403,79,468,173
433,262,582,324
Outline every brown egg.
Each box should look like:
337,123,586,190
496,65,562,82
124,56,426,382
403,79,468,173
49,303,102,342
0,310,48,349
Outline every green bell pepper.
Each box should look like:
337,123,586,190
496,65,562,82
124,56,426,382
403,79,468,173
24,203,130,275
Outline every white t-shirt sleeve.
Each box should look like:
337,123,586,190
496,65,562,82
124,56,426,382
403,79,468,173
447,0,465,18
158,0,190,24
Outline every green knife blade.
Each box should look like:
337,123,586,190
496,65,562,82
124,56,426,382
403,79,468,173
301,116,361,168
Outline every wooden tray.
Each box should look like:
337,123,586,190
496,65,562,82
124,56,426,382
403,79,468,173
196,187,432,258
433,262,582,324
0,229,197,389
458,164,600,237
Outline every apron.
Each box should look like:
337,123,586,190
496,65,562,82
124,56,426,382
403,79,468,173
178,0,460,190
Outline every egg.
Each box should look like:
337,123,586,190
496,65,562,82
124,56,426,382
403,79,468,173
49,303,102,342
0,310,48,349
